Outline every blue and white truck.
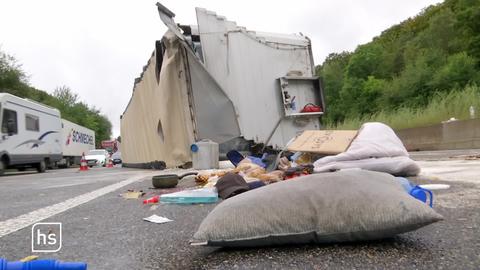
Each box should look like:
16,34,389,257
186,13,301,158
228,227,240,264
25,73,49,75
58,118,95,168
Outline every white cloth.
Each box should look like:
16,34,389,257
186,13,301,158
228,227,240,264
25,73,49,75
313,122,420,176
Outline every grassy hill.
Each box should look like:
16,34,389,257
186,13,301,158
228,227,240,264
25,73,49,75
0,50,111,145
317,0,480,129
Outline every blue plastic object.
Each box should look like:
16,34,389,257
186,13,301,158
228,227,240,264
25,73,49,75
0,258,87,270
395,177,434,207
247,156,266,168
226,150,244,166
410,186,434,208
226,150,267,168
160,187,218,204
190,144,199,153
247,180,266,190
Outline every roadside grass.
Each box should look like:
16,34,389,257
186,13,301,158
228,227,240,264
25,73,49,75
326,85,480,130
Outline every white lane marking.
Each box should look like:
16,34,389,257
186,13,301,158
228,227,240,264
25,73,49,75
39,183,89,189
0,173,155,238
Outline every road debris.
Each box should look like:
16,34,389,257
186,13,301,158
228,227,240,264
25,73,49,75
419,184,451,190
143,196,159,204
151,172,197,189
121,190,145,199
143,215,173,224
312,123,420,176
287,130,357,154
160,187,218,204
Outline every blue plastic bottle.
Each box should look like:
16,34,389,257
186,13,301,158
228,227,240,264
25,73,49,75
0,258,87,270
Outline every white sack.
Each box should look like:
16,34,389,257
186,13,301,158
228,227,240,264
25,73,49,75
313,122,420,176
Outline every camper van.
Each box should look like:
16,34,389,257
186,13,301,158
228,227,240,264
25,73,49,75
0,93,62,174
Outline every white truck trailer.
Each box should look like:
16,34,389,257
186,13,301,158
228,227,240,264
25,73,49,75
0,93,62,174
58,118,95,167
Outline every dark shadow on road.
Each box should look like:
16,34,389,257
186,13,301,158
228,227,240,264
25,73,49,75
0,169,38,177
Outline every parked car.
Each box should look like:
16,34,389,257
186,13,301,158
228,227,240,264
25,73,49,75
111,151,122,165
84,149,109,167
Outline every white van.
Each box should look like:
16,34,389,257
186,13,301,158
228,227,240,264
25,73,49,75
0,93,62,174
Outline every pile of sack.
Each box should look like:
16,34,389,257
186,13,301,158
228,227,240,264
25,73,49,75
189,122,443,247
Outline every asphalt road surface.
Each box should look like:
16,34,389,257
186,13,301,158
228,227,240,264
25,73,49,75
0,150,479,269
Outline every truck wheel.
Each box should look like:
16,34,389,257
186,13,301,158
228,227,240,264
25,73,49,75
0,160,5,175
37,160,46,173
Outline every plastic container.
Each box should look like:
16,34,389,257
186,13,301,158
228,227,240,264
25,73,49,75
0,258,87,270
191,140,219,170
410,186,433,207
395,177,434,207
160,187,218,204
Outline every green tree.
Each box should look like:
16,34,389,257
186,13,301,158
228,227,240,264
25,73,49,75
430,52,479,91
316,0,480,127
0,48,112,145
53,86,79,107
317,52,351,123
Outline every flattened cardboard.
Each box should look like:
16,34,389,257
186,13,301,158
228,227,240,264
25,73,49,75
287,130,358,154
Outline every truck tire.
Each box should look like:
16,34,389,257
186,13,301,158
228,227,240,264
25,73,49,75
0,160,5,176
37,160,46,173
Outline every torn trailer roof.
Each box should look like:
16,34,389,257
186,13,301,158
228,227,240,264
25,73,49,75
120,3,325,168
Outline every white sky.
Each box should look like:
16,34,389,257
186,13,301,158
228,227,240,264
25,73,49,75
0,0,443,137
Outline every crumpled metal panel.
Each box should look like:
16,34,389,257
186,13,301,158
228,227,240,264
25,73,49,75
196,7,320,148
185,48,241,143
156,3,185,41
156,2,240,144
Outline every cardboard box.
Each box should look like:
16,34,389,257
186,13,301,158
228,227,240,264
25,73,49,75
287,130,358,154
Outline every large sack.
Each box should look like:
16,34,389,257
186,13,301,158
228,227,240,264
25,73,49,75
192,170,442,247
313,122,420,176
314,156,420,176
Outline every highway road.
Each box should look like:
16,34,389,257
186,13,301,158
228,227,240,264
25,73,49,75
0,150,479,269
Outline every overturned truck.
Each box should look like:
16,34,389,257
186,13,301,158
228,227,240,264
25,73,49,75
120,3,325,168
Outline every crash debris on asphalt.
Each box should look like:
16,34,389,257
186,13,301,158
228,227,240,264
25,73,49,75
143,215,173,224
120,121,446,248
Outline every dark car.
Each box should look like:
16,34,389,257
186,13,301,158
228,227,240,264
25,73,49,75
111,151,122,165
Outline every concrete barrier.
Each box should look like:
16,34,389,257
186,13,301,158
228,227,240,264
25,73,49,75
396,118,480,151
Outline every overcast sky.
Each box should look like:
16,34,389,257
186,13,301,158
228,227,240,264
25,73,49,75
0,0,443,138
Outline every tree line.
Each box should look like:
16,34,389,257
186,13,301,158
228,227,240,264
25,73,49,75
317,0,480,126
0,49,111,146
